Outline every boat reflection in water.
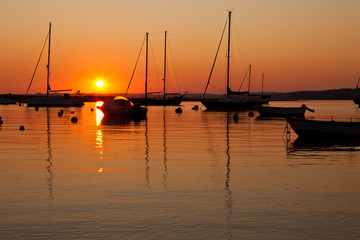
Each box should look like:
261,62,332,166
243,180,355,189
286,137,360,154
46,108,54,200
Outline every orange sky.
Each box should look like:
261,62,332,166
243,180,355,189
1,0,359,94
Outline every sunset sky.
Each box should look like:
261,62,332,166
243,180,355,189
1,0,359,94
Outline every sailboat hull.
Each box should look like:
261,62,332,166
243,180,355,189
130,98,181,106
26,96,84,107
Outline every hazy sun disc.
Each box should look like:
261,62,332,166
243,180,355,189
96,80,104,88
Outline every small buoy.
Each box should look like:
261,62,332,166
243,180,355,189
19,125,25,131
60,109,64,113
58,111,63,117
71,117,78,123
70,111,75,114
35,107,39,111
18,103,21,106
0,117,3,124
90,108,94,111
248,111,254,117
192,105,199,110
233,112,239,121
175,107,182,113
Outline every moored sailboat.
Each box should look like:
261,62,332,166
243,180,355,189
26,23,84,107
201,11,265,111
127,31,181,106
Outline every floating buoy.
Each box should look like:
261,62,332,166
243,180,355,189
248,111,254,117
60,109,64,113
175,107,182,113
58,111,63,117
19,125,25,131
233,112,239,121
35,107,39,111
18,103,21,106
90,108,94,111
0,116,3,124
71,117,78,123
192,105,199,110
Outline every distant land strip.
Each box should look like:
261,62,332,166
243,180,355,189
1,88,359,102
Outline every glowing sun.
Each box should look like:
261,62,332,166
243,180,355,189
96,80,104,88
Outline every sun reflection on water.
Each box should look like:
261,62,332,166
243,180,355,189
95,102,104,126
96,128,104,173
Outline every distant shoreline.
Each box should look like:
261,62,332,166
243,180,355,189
1,88,359,102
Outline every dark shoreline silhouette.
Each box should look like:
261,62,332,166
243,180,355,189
1,88,359,103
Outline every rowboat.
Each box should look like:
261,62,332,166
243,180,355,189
287,117,360,138
256,104,314,117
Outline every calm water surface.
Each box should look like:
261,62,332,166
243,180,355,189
1,100,360,239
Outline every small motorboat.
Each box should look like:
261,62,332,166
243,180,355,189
97,96,147,118
287,117,360,139
256,104,314,117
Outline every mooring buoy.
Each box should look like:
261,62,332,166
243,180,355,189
19,125,25,131
71,117,78,123
175,107,182,113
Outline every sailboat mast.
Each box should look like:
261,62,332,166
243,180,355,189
248,64,252,93
261,73,264,96
226,11,231,98
47,23,52,97
145,32,149,101
163,31,167,100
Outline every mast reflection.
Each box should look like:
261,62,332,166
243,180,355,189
46,108,54,200
162,106,168,189
145,117,150,188
225,112,233,239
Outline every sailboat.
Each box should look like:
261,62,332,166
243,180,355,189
127,31,181,106
201,11,265,110
26,23,84,107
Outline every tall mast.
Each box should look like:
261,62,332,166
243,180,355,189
261,73,264,96
163,31,167,100
226,11,231,98
145,32,148,101
47,23,52,97
248,64,252,93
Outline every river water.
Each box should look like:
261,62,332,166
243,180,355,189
0,100,359,239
